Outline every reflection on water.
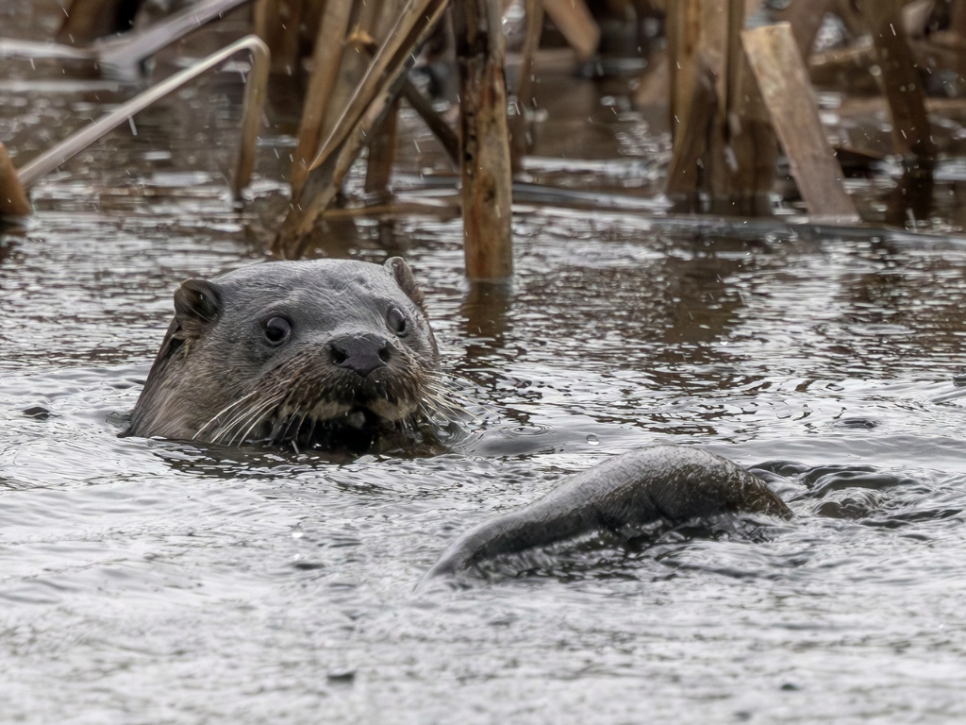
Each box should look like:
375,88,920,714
5,3,966,724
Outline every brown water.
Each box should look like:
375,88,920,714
4,4,966,723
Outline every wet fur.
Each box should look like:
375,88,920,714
126,258,451,450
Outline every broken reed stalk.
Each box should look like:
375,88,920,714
0,143,30,217
511,0,544,168
726,0,780,213
517,0,543,109
308,0,442,174
365,98,400,196
15,35,269,196
860,0,935,161
954,0,966,37
664,55,715,198
273,0,450,258
666,0,777,213
352,27,459,172
666,0,725,200
399,81,459,164
541,0,600,62
347,30,460,165
313,1,386,186
253,0,304,75
322,198,461,220
666,0,778,215
362,1,407,197
94,0,253,69
453,0,514,280
232,34,271,198
741,23,859,221
775,0,835,57
291,0,354,197
2,0,252,70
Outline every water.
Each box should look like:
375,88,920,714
4,5,966,723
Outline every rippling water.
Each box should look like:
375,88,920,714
5,5,966,724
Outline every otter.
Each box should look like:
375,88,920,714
125,257,446,452
127,257,793,577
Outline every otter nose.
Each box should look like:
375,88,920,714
328,333,391,378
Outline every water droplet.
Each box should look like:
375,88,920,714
586,434,600,445
291,524,304,539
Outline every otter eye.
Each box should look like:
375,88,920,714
263,316,292,346
387,307,408,337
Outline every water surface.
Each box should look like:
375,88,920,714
3,5,966,723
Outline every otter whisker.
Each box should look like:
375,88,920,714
294,410,310,442
213,394,274,445
228,394,285,446
419,386,471,425
264,383,317,445
194,389,261,440
209,394,262,440
232,409,276,446
422,375,487,424
276,411,302,445
267,414,288,445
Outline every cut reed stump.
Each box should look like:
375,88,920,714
511,0,544,169
742,23,858,221
0,143,30,218
663,0,862,220
665,0,778,215
365,97,400,198
454,0,514,280
315,2,394,193
795,0,936,163
541,0,601,63
289,0,354,197
253,0,304,75
954,0,966,37
774,0,836,56
859,0,935,162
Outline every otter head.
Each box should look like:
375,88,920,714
127,258,441,450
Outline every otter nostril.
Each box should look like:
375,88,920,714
329,342,348,365
378,344,390,364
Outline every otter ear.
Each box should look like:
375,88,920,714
384,257,426,311
173,279,223,335
145,279,223,373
